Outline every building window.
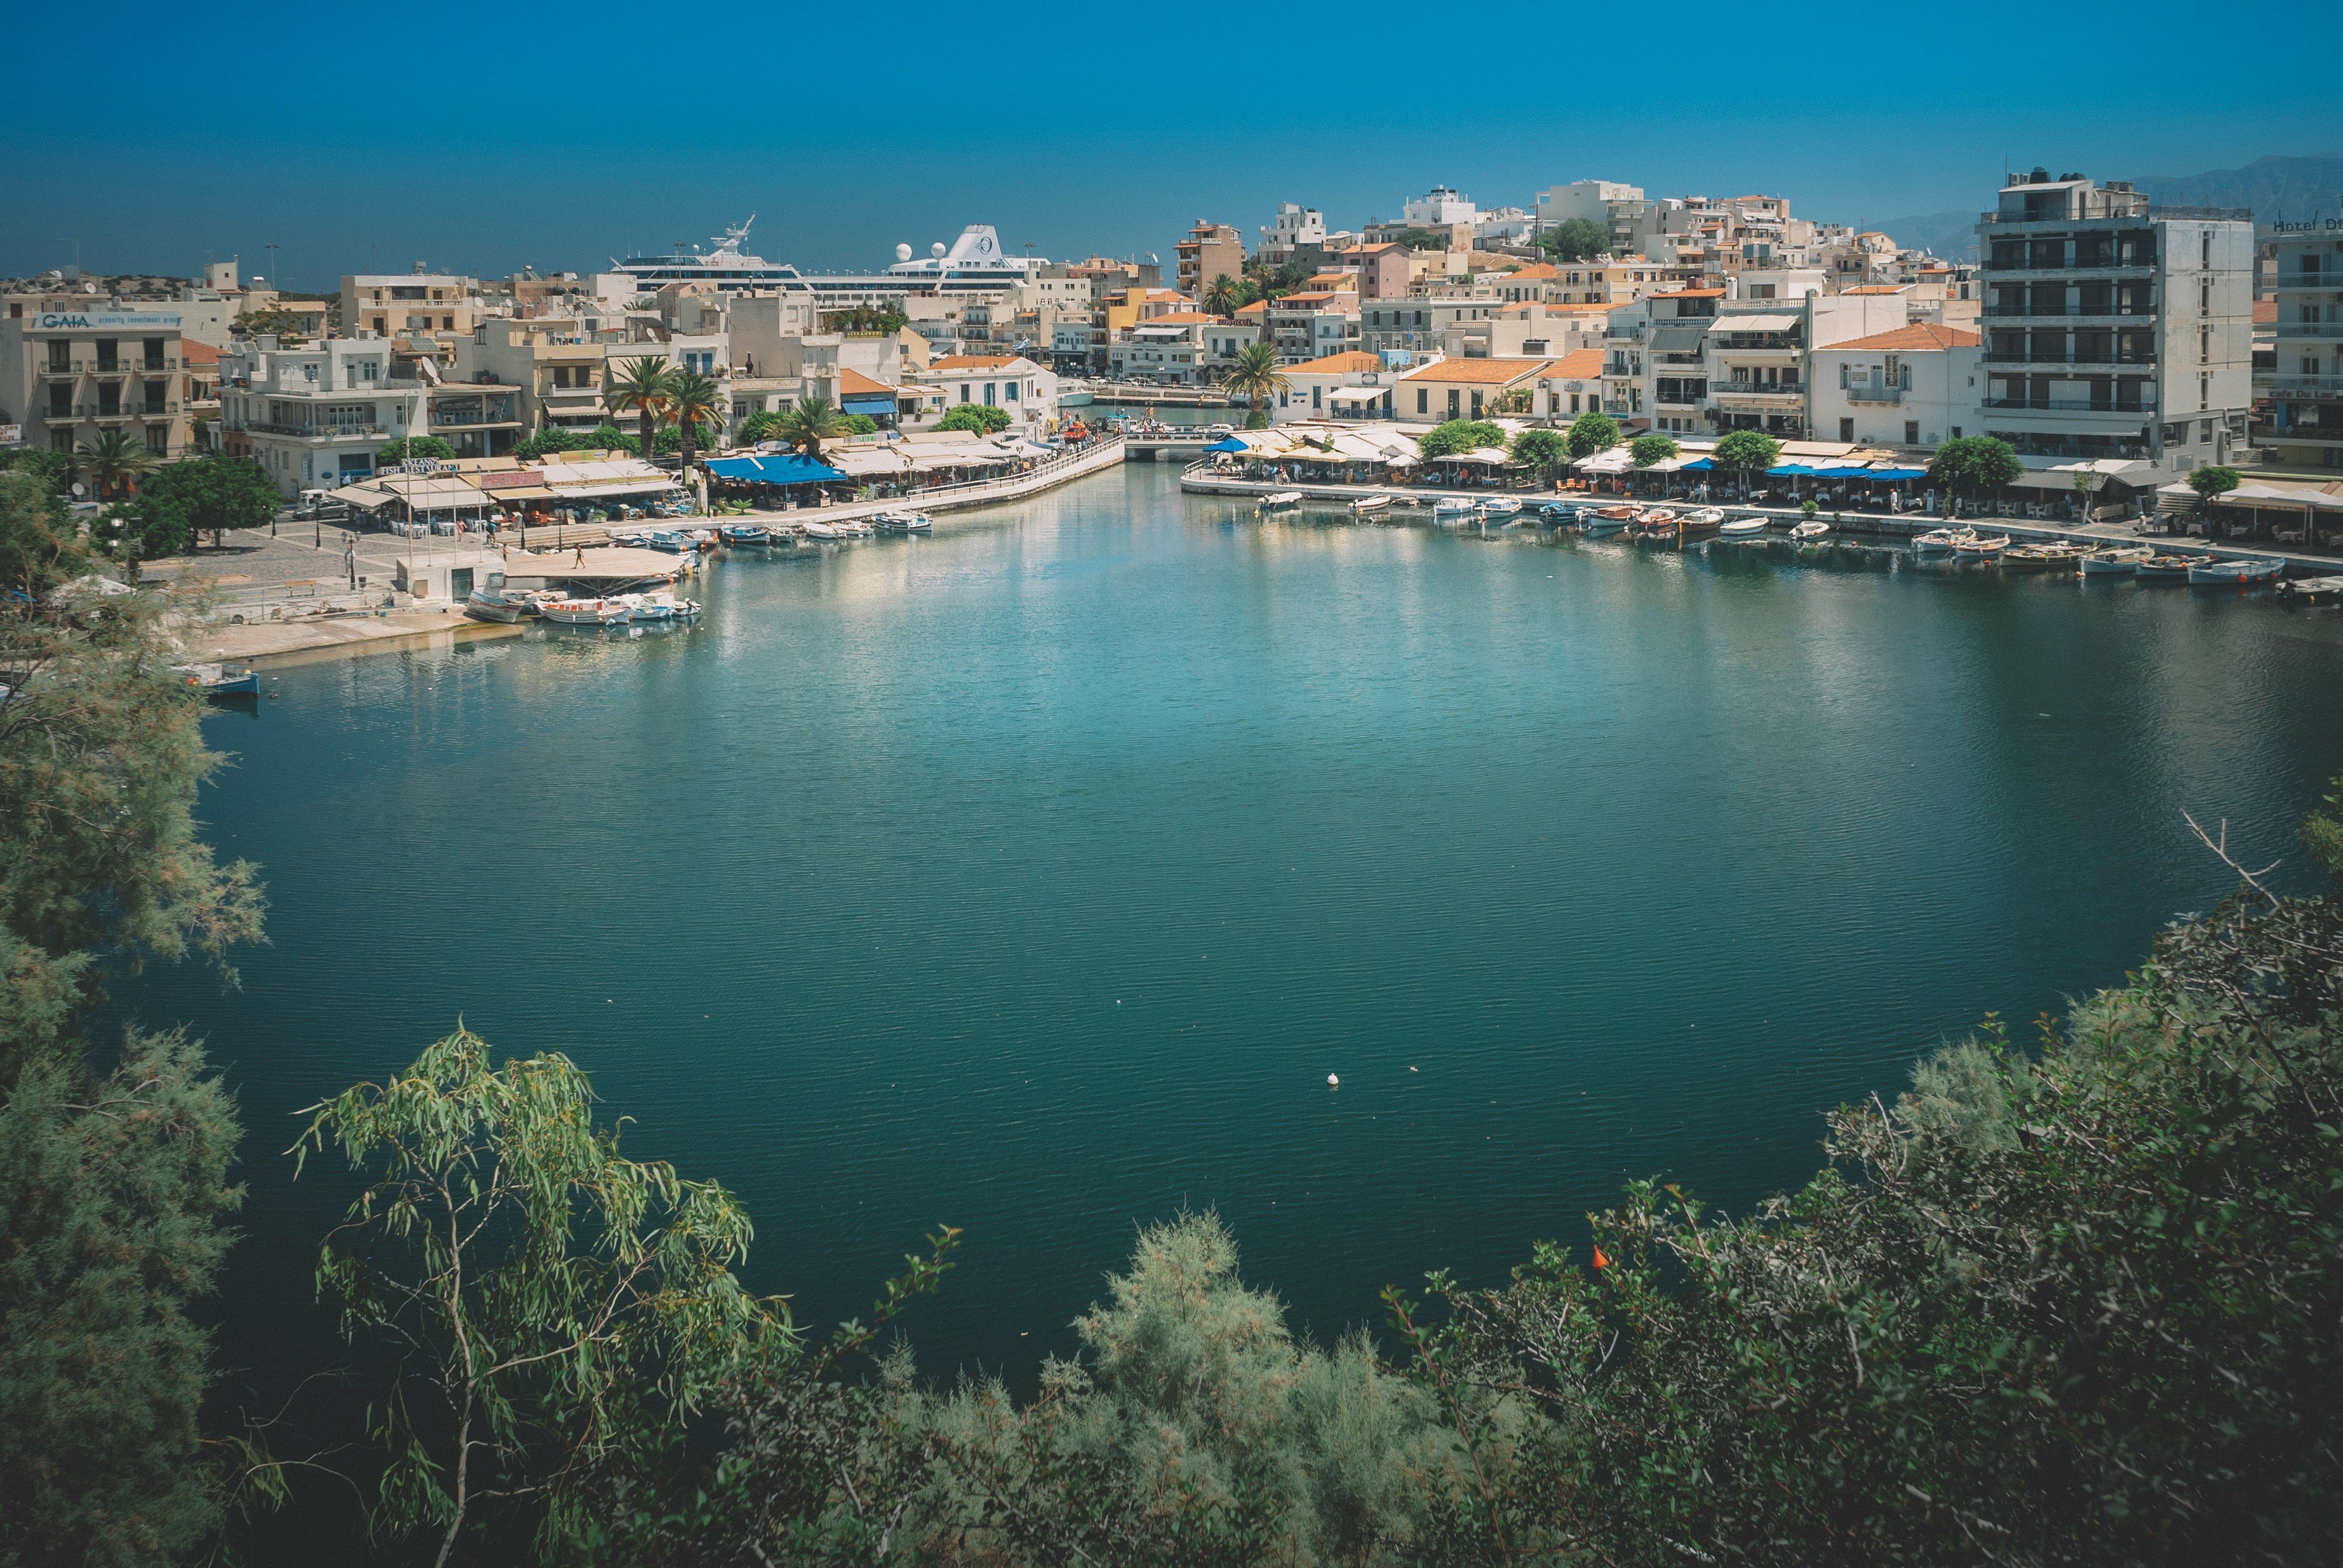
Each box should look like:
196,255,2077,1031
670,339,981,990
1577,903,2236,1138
145,425,168,455
1950,426,1961,439
2199,375,2210,412
1904,420,1919,444
1416,388,1428,413
47,339,70,371
1840,417,1855,441
1004,381,1018,401
959,384,970,403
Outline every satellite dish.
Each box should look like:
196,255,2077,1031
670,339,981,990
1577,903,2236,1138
896,243,913,263
930,241,946,259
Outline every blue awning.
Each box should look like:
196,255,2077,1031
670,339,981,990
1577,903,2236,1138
1868,467,1928,481
704,454,847,485
1679,458,1713,471
841,396,896,417
1766,464,1820,477
1204,438,1250,453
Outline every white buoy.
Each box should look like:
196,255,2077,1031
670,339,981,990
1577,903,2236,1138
1327,1073,1339,1087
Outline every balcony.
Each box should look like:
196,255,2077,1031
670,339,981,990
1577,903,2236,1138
2267,272,2340,291
245,421,388,438
1982,304,2154,318
1982,257,2154,274
2273,321,2343,340
1714,382,1803,401
1985,396,2156,413
1846,385,1903,405
1984,349,2157,365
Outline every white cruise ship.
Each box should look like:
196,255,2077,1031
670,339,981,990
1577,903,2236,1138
611,218,1048,307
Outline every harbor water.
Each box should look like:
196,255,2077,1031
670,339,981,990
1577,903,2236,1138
134,462,2343,1424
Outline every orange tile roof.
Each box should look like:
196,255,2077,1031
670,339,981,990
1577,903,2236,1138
179,339,221,366
1539,348,1606,380
1284,351,1383,374
1398,356,1554,385
929,354,1024,370
1506,264,1559,281
1235,300,1268,316
1826,323,1981,352
1273,291,1350,304
836,366,894,394
1841,284,1910,295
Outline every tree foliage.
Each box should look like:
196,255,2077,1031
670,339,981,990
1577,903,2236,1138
1930,434,2022,497
935,403,1012,436
374,436,457,467
1538,217,1610,263
2187,464,2241,502
1564,409,1621,460
1712,428,1783,479
135,456,281,556
1628,433,1680,468
776,396,849,458
1417,420,1506,459
295,1026,800,1566
1222,344,1289,420
603,357,675,472
1510,429,1568,473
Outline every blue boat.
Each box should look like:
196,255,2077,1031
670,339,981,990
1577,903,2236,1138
176,662,259,699
2187,556,2285,587
718,525,773,546
643,529,692,553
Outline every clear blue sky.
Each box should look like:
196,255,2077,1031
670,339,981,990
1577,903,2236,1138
6,0,2333,290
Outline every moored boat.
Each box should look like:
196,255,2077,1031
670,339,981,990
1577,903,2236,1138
173,662,259,699
1582,504,1634,536
1480,497,1523,516
799,519,842,540
464,587,527,623
1912,526,1966,553
2278,574,2343,603
1350,494,1394,514
1952,533,2011,559
1789,518,1830,542
1717,514,1768,537
2079,544,2154,575
2002,541,2089,570
717,524,773,546
2135,553,2194,581
1679,506,1726,534
537,596,632,625
1431,496,1479,517
1261,490,1303,510
2188,556,2285,587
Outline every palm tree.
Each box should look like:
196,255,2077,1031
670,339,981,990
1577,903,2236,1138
665,370,723,472
1203,274,1240,316
603,356,675,464
775,397,846,464
1223,344,1289,429
75,428,160,500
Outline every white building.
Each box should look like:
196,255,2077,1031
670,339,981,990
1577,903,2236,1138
1259,203,1331,265
1809,324,1982,449
1978,168,2254,473
1404,187,1479,229
2255,227,2343,471
911,355,1059,432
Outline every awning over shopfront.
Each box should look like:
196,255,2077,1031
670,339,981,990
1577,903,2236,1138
1710,314,1797,335
705,454,848,485
841,397,896,417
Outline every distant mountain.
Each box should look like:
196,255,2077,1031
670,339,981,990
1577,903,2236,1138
2126,154,2343,223
1858,156,2343,263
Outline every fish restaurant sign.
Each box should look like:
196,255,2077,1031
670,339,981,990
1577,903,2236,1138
31,312,183,330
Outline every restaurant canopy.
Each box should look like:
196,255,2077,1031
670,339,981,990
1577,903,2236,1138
705,454,847,485
2222,483,2343,509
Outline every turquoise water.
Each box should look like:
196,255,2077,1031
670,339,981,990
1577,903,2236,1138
140,464,2343,1409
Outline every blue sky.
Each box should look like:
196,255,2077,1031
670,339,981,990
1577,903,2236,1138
6,0,2335,290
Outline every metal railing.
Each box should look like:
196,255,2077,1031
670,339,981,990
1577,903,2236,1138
2273,321,2343,338
1985,396,2156,413
1984,350,2158,365
1983,258,2153,272
2266,272,2339,290
1982,304,2154,318
1846,386,1903,405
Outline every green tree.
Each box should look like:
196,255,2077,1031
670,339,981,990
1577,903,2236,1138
775,396,849,461
664,370,724,470
1510,427,1568,477
374,435,458,467
603,356,676,471
935,403,1012,436
1203,274,1241,316
1564,408,1621,459
1628,433,1681,468
72,429,160,502
584,424,641,457
1928,434,2021,505
515,428,589,460
735,410,788,446
0,548,266,1564
2187,464,2241,511
1537,217,1610,263
135,454,280,556
1712,429,1784,496
839,413,880,436
295,1026,799,1567
1223,344,1289,431
1417,419,1506,459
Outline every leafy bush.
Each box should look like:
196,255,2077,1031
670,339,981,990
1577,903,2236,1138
936,404,1011,435
1628,434,1679,468
1510,429,1568,472
1564,410,1620,459
1930,434,2022,497
1416,419,1505,459
135,456,279,556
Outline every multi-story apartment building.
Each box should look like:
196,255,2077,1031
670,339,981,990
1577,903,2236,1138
1977,170,2253,472
1265,291,1360,363
2252,226,2343,471
1176,221,1245,302
218,337,524,493
1534,180,1649,256
1360,297,1500,357
1599,287,1909,438
1809,324,1982,449
456,318,642,432
340,269,487,338
0,307,193,458
1259,203,1331,267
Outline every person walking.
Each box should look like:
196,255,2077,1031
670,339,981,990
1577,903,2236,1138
343,544,357,589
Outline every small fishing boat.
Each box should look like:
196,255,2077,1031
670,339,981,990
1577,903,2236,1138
829,517,875,537
1480,497,1524,516
1630,507,1678,540
2188,556,2285,587
1431,495,1480,517
174,662,259,699
537,596,632,626
2279,574,2343,603
1678,507,1726,535
1952,533,2011,559
1350,494,1394,515
899,512,933,533
2079,544,2154,575
717,525,773,546
799,519,842,540
1912,527,1966,554
1789,518,1830,542
641,529,692,553
464,586,527,623
1717,515,1768,537
608,528,653,547
1581,504,1635,537
2002,541,2088,571
2135,553,2194,581
1261,491,1304,510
